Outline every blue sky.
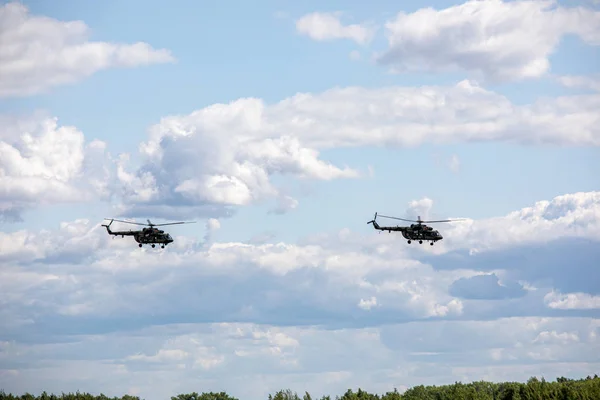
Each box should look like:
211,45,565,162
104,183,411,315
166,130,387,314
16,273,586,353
1,0,599,399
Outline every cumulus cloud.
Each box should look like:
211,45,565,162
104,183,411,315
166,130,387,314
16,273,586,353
2,191,600,398
0,216,467,338
2,190,599,335
0,113,113,221
377,0,600,82
202,218,221,245
113,99,362,219
296,12,376,45
126,334,225,370
242,80,599,149
544,291,600,309
404,197,434,221
0,2,175,98
558,74,600,92
3,78,599,221
379,316,598,358
449,273,527,300
358,296,378,310
442,191,600,252
109,80,599,218
1,319,598,399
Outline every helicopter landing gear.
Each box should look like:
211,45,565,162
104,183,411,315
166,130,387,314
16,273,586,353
430,242,434,246
161,245,165,249
419,240,423,244
407,240,411,244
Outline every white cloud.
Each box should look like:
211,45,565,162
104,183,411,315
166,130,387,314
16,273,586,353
202,218,221,245
558,74,600,92
1,191,598,329
296,12,376,45
378,316,598,358
1,191,599,398
449,273,527,300
544,291,600,309
405,197,434,220
0,2,175,98
270,194,299,215
2,79,598,223
126,335,225,370
0,113,113,221
377,0,600,82
431,153,461,174
114,100,362,219
110,80,599,218
1,318,598,400
0,215,471,329
3,79,599,221
358,296,378,310
254,80,600,149
533,330,580,344
448,154,460,173
426,191,600,253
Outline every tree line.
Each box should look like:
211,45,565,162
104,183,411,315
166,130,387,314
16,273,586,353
2,375,599,400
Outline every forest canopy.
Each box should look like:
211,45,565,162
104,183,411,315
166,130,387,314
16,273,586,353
2,375,599,400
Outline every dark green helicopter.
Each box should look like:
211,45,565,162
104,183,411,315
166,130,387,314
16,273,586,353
101,218,196,248
367,213,465,245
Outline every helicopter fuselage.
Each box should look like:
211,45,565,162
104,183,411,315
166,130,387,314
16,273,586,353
369,220,443,245
133,229,174,245
101,221,174,249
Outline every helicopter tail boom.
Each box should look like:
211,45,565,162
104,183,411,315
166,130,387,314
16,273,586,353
101,219,114,234
367,220,381,229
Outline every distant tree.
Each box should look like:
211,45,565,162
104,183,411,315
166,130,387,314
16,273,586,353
380,389,402,400
171,392,238,400
3,373,600,400
336,388,381,400
269,389,301,400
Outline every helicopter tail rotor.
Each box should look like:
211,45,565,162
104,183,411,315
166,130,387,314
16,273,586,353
367,212,377,224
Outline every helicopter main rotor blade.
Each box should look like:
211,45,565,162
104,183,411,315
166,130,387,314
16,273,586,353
108,218,148,226
420,218,467,223
152,221,197,226
377,214,419,223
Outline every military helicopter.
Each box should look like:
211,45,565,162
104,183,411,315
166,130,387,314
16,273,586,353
367,213,465,245
101,218,196,248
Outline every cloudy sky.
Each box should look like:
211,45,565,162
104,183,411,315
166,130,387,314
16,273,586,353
1,0,599,398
